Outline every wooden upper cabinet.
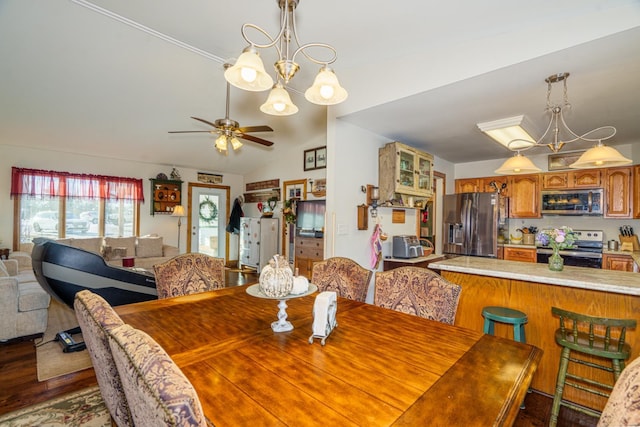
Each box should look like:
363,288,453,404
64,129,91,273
508,174,541,218
455,178,479,193
571,169,602,188
542,173,568,189
455,176,508,195
379,141,434,202
605,167,633,218
634,165,640,218
541,169,602,189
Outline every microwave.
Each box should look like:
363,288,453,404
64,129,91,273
541,189,603,216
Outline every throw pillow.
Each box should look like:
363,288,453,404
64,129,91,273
136,237,163,258
104,237,136,259
70,237,103,254
0,261,9,277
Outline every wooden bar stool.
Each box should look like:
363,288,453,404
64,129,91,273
549,307,636,427
482,306,528,343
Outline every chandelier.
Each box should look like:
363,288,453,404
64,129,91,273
224,0,348,116
483,72,631,174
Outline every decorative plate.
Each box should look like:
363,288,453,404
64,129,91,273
246,283,317,300
156,173,168,180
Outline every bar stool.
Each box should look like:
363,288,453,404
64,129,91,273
549,307,636,427
482,306,528,343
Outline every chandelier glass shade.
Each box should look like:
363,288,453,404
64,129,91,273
488,72,629,174
260,82,299,115
494,152,542,175
224,0,347,115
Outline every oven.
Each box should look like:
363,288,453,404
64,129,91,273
536,230,604,269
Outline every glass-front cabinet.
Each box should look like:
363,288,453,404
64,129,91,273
379,141,434,203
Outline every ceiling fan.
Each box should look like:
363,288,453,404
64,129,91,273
169,66,274,152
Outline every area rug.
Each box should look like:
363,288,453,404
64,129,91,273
35,299,93,382
0,385,110,426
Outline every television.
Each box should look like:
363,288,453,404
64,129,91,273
296,200,325,233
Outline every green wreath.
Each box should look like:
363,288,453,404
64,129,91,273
199,198,218,223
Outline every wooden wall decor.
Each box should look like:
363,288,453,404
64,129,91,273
357,205,369,230
392,209,405,223
246,179,280,192
243,189,281,203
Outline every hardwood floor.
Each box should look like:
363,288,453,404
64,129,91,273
0,269,599,425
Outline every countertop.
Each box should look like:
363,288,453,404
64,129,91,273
428,256,640,296
384,253,445,264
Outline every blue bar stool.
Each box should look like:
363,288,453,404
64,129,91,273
482,306,528,343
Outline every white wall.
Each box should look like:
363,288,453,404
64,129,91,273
0,144,244,257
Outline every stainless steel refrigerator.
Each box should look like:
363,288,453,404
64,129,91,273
443,192,506,257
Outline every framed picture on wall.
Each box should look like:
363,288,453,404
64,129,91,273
303,146,327,171
304,149,316,171
315,147,327,169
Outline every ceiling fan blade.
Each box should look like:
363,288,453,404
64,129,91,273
238,133,274,147
190,116,219,128
237,125,273,133
168,131,214,134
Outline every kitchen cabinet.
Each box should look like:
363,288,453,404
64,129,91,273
603,253,635,271
455,176,507,194
605,167,633,218
634,165,640,218
149,178,182,215
379,141,434,203
508,174,540,218
542,169,602,189
294,236,324,279
503,246,536,263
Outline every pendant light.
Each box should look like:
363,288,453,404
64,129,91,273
494,152,542,175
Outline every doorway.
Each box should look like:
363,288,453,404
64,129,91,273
188,183,230,262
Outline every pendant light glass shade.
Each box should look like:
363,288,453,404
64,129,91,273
569,142,631,169
495,153,542,175
224,48,273,92
260,83,299,116
304,67,348,105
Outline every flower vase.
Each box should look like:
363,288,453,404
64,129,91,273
548,248,564,271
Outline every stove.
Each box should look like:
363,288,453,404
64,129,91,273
536,230,604,269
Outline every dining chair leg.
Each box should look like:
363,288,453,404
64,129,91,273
550,347,571,427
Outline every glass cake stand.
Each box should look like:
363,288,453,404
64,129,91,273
246,283,318,332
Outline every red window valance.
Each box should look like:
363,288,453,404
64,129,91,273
10,167,145,202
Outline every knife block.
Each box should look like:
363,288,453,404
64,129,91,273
618,235,640,251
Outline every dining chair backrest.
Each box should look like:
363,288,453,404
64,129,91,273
598,355,640,426
154,253,225,299
311,257,372,302
74,290,133,427
107,323,208,426
374,266,462,324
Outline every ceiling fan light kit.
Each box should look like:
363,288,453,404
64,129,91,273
169,64,275,152
486,72,629,174
225,0,347,115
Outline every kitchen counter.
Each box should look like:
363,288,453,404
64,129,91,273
427,255,640,411
383,253,445,271
429,255,640,296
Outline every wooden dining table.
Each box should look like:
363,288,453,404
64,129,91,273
115,284,542,426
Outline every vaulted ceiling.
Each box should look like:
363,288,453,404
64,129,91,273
1,1,639,174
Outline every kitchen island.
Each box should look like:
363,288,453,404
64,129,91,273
428,256,640,412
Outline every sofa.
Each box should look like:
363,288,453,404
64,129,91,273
0,257,51,341
21,235,179,270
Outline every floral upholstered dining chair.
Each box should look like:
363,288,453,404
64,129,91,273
311,257,372,302
74,290,133,426
374,266,462,324
598,354,640,426
153,253,225,299
107,324,211,426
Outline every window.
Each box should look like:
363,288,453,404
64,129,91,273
11,167,144,243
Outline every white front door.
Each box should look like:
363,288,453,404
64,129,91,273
189,185,228,261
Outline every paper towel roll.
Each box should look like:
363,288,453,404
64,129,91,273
312,291,337,337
